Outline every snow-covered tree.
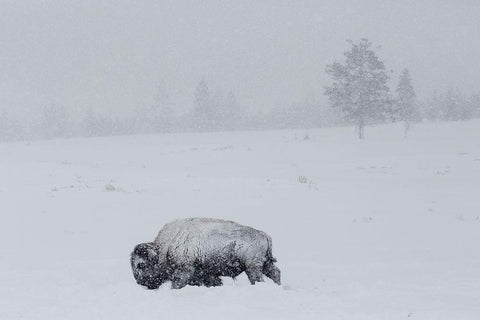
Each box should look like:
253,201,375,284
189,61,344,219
324,39,391,139
422,88,475,122
150,79,174,132
0,111,22,141
193,78,213,130
220,91,241,129
458,91,474,120
422,91,442,121
470,93,480,119
133,79,174,133
81,108,97,136
81,108,118,137
394,68,417,137
40,103,70,139
443,86,460,121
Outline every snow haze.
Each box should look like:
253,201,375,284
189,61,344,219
1,0,480,117
1,2,480,319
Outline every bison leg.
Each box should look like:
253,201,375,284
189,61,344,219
203,275,223,287
171,267,195,289
187,277,203,287
245,266,264,285
263,261,281,285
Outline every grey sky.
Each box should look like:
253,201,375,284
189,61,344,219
1,0,479,117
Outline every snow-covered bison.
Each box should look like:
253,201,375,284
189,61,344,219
130,218,281,289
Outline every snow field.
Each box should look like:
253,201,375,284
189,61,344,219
1,120,479,319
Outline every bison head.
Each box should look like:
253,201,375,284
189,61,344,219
130,242,167,289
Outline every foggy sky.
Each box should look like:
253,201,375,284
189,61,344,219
1,0,480,117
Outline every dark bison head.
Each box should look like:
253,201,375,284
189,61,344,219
130,243,167,289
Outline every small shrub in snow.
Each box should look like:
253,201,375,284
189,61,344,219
105,184,116,192
298,176,308,184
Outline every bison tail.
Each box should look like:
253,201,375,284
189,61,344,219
265,234,277,263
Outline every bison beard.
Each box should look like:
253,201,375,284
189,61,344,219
130,218,281,289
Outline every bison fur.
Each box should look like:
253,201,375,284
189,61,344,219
130,218,281,289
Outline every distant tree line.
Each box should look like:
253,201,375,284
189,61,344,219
0,79,343,141
1,39,479,142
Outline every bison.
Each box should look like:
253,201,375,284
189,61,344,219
130,218,281,289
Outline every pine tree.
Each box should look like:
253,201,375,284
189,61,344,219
41,103,70,139
395,68,417,137
423,91,441,121
443,86,459,121
82,108,97,137
224,91,241,129
471,93,480,118
193,78,213,130
324,39,391,139
0,111,13,141
151,79,174,132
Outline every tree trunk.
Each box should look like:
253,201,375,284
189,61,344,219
404,120,410,139
358,119,365,139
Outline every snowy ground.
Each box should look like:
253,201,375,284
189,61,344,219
1,120,480,319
